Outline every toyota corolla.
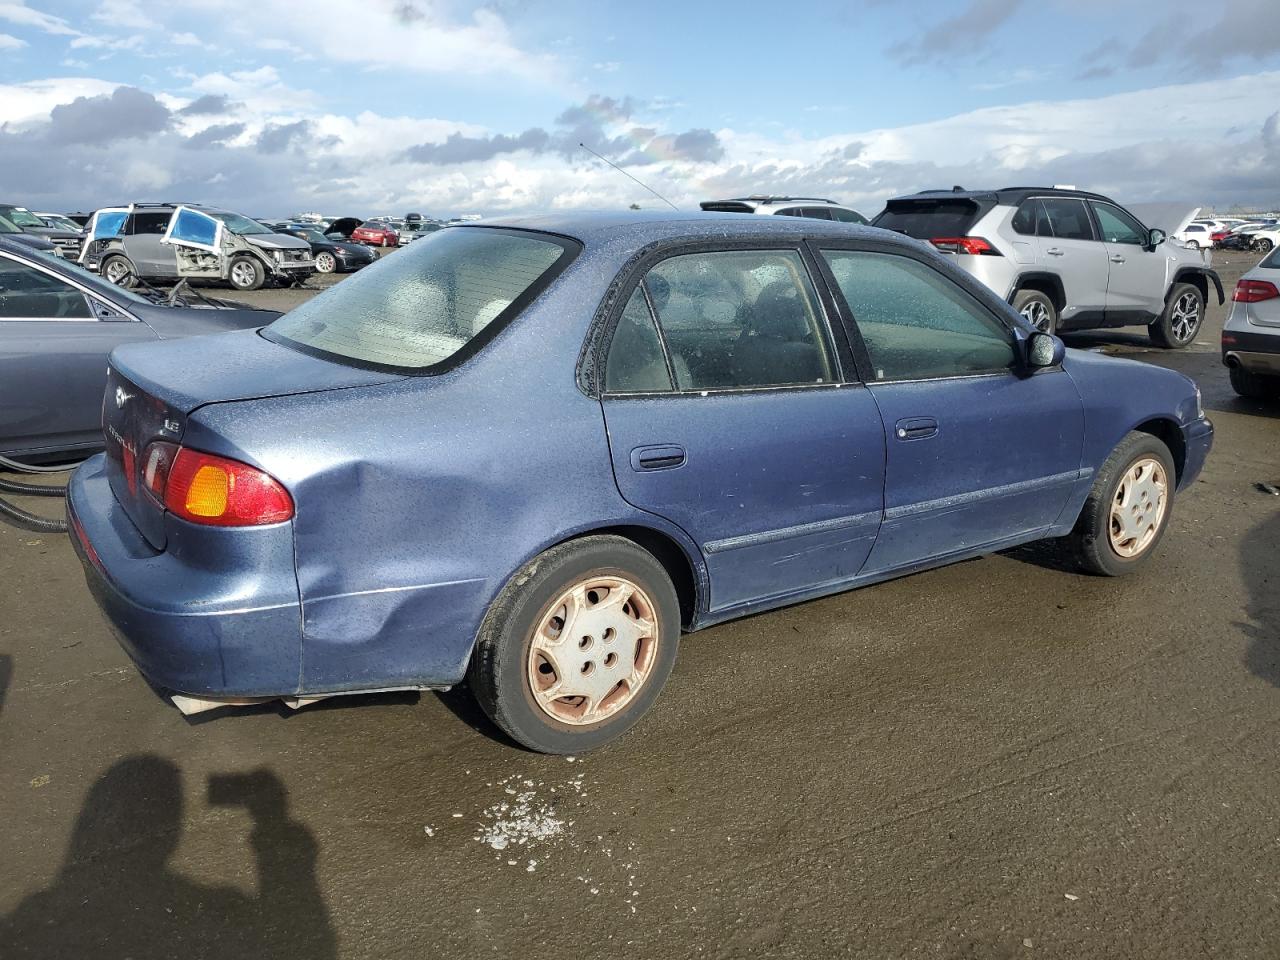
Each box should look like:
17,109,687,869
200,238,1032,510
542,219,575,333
67,213,1213,753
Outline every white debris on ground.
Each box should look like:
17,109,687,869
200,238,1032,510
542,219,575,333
466,768,644,912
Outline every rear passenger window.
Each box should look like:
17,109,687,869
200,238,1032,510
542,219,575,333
129,212,170,235
799,207,833,220
821,250,1015,381
644,250,836,390
830,207,868,224
1038,198,1094,242
1011,200,1048,236
604,287,672,393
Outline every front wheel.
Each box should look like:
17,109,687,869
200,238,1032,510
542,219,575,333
101,254,136,288
314,251,337,273
228,255,265,291
1012,289,1058,334
467,535,680,753
1068,431,1176,576
1149,283,1203,348
1255,237,1274,253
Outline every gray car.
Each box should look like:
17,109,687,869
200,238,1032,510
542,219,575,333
873,187,1224,348
80,203,315,291
0,237,278,460
1222,247,1280,398
0,202,83,259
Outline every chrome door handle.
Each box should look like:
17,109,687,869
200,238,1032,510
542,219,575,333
1109,254,1126,264
1045,247,1065,256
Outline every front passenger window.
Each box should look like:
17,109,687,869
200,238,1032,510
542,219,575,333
821,250,1015,381
0,257,92,319
1090,202,1146,245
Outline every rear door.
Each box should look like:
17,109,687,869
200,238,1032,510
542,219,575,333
1088,200,1170,319
816,244,1084,574
125,210,177,277
1031,197,1109,320
0,250,156,455
599,244,886,613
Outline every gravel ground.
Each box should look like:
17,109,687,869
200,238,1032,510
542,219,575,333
1,249,1278,959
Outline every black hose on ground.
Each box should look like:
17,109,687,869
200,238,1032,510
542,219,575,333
0,453,77,474
0,476,67,496
0,496,67,533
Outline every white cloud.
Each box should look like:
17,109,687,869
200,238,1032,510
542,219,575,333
0,30,24,48
172,32,200,46
0,1,78,36
0,77,122,126
90,0,154,30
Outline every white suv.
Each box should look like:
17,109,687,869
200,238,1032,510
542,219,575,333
872,186,1224,348
700,195,868,224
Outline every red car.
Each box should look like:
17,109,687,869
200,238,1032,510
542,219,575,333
1211,230,1232,246
351,221,399,247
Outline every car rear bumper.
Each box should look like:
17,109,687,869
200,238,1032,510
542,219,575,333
1179,416,1214,491
66,454,305,698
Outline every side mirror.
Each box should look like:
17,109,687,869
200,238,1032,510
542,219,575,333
1147,228,1166,249
1027,332,1064,368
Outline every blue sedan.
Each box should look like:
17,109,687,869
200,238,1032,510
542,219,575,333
67,212,1213,752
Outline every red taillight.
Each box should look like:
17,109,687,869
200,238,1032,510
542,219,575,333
1233,279,1280,303
929,236,1001,256
141,444,293,526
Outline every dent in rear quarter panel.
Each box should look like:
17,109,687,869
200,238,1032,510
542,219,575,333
1054,348,1204,530
189,262,683,694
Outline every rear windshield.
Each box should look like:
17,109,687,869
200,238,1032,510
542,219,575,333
873,199,981,239
264,227,577,371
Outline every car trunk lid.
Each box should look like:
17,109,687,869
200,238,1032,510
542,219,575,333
104,329,403,549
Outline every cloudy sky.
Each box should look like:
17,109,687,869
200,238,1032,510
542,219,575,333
2,0,1279,217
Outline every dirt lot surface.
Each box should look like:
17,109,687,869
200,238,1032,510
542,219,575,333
2,249,1278,959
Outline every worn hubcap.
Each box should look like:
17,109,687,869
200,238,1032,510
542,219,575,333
231,261,255,286
527,576,658,726
1170,292,1201,343
316,252,335,272
1020,299,1052,332
1109,457,1168,558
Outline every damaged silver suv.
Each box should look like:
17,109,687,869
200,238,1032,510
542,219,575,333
80,203,315,291
873,187,1223,348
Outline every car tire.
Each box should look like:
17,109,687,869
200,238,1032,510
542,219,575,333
1229,365,1280,399
1012,289,1058,334
1256,238,1274,253
315,251,337,274
101,254,137,288
1068,431,1176,577
467,535,681,754
1149,282,1203,349
228,255,265,291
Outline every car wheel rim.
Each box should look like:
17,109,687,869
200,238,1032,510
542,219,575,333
1108,457,1168,559
526,575,659,726
105,260,129,284
231,262,255,286
1020,300,1051,331
317,253,335,272
1170,292,1201,342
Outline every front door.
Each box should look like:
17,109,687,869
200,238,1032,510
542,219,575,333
599,247,885,613
1089,200,1170,320
817,245,1085,575
163,206,226,279
0,251,155,455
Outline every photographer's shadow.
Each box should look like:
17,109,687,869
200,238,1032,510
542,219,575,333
1,755,336,960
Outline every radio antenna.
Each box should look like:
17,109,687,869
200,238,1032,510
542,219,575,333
579,141,680,211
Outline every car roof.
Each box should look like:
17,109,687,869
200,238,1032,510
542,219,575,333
466,210,893,251
887,186,1116,206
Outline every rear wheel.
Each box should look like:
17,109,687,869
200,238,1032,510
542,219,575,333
101,254,136,288
1255,237,1274,253
314,251,337,273
1068,431,1176,576
228,255,265,291
1012,289,1057,334
467,535,680,753
1229,365,1280,399
1149,282,1203,348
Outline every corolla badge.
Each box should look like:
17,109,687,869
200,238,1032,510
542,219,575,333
115,386,133,409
